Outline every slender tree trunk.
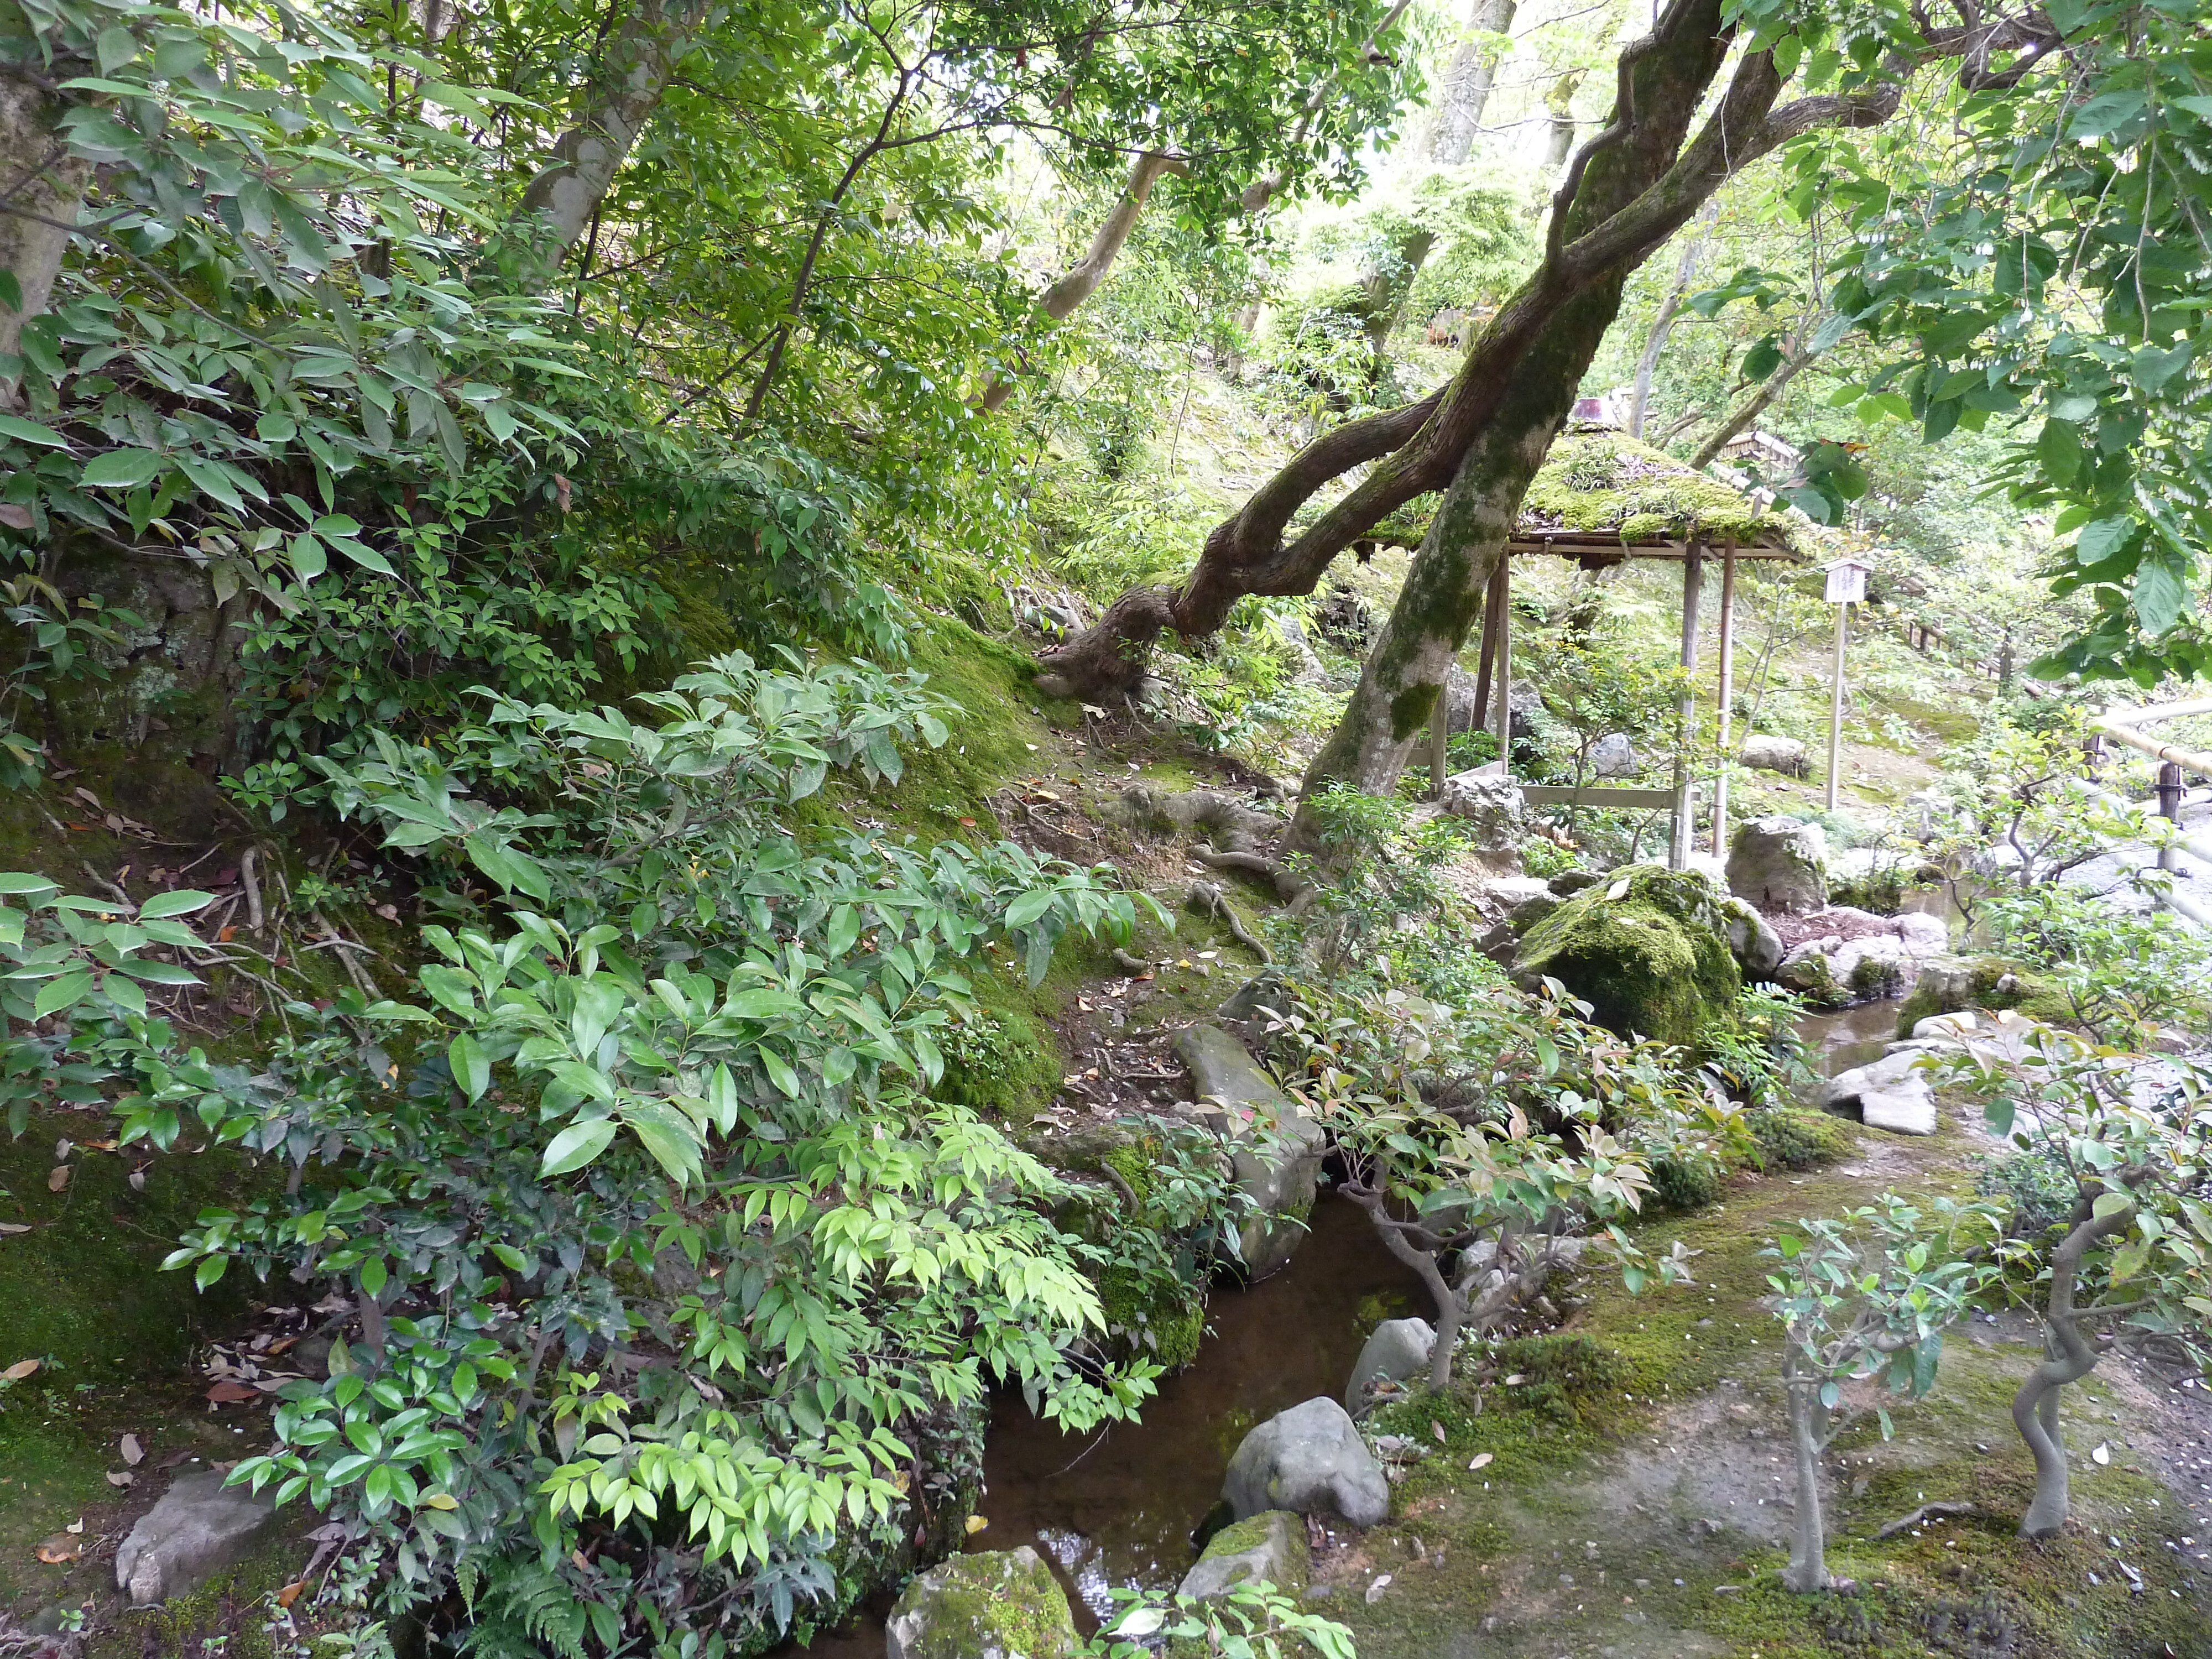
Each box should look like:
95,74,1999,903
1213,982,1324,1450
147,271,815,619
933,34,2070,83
1688,316,1822,466
977,150,1180,413
1352,226,1438,373
1427,0,1519,165
2014,1196,2133,1537
1541,72,1585,172
1343,1184,1466,1389
0,75,93,408
1627,198,1717,436
518,0,705,259
1783,1363,1830,1592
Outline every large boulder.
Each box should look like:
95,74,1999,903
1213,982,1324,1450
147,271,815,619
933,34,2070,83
1726,817,1829,915
1740,734,1809,778
114,1469,280,1606
1172,1025,1324,1279
1437,770,1530,856
1179,1510,1310,1600
1820,1050,1937,1136
1895,953,2064,1036
1720,896,1784,979
1512,865,1743,1045
1589,733,1639,777
884,1547,1079,1659
1223,1397,1390,1528
1344,1317,1436,1417
1779,909,1955,1006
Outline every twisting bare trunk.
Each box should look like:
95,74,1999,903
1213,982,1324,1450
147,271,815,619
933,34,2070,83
1427,0,1518,165
2013,1190,2136,1537
1627,198,1717,436
0,72,93,407
1782,1354,1830,1592
977,150,1180,412
518,0,705,260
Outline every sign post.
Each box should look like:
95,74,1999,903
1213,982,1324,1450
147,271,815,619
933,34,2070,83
1823,559,1871,811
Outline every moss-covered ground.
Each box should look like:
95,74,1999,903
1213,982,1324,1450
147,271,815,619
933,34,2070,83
1318,1093,2212,1658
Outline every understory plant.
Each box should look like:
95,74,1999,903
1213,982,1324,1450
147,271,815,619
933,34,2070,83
1763,1194,2004,1592
32,651,1187,1653
1270,980,1726,1387
1934,1019,2212,1536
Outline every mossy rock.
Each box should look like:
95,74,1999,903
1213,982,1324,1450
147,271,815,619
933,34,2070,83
1519,431,1791,545
1180,1509,1309,1599
884,1546,1078,1659
1747,1104,1855,1170
1512,865,1742,1045
1895,953,2068,1038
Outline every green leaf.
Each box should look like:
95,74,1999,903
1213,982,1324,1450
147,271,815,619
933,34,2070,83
195,1255,228,1291
95,25,138,74
359,1256,387,1297
335,539,397,577
0,874,56,895
2091,1190,2135,1220
80,448,163,490
289,535,327,581
448,1032,490,1102
2074,516,2136,567
623,1100,703,1185
1004,889,1057,929
138,889,213,920
0,415,69,449
2134,557,2189,637
541,1117,617,1177
33,971,94,1019
2132,342,2193,394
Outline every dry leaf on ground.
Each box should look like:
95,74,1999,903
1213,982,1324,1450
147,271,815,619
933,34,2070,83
120,1434,143,1465
206,1380,260,1404
46,1166,69,1192
34,1535,80,1564
2,1359,38,1382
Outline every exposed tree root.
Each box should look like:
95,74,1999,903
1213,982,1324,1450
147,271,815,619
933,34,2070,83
1187,879,1272,963
1871,1500,1978,1540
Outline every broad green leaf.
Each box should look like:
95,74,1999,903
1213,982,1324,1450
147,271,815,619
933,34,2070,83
2133,557,2189,637
541,1117,617,1177
33,971,94,1019
80,448,163,489
138,889,213,920
0,415,68,449
448,1032,490,1102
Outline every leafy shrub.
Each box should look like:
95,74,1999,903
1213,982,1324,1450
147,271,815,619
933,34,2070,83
1973,1148,2078,1241
7,653,1204,1653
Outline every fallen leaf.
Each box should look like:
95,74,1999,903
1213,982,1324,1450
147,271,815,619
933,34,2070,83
217,926,237,943
64,1519,82,1534
374,904,399,921
957,817,976,828
0,1223,29,1237
1365,1573,1393,1603
34,1535,80,1564
964,1515,989,1534
1503,1373,1526,1386
1468,1452,1494,1470
1432,1421,1447,1443
121,1434,143,1465
2,1359,38,1382
105,1470,133,1487
276,1580,307,1609
53,1139,71,1161
128,1168,147,1193
2092,1441,2112,1465
206,1380,259,1404
46,1166,69,1192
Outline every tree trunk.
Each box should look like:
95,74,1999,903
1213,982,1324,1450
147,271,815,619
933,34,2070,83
1352,226,1438,372
1688,319,1820,466
1427,0,1519,165
1782,1364,1829,1592
0,73,93,408
518,0,703,259
2013,1197,2133,1537
1036,0,1895,709
977,151,1180,412
1541,72,1585,172
1627,199,1717,436
1342,1183,1467,1390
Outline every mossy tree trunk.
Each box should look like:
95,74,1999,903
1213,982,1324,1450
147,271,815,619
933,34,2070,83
0,62,93,407
1034,0,1905,715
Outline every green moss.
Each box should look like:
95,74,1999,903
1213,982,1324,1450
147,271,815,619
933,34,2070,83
1895,955,2069,1038
1520,432,1791,545
936,1005,1060,1121
1749,1105,1856,1170
889,1548,1078,1659
86,1537,319,1659
1097,1262,1206,1370
1513,865,1741,1044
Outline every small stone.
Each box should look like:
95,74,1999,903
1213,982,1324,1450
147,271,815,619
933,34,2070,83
114,1470,279,1606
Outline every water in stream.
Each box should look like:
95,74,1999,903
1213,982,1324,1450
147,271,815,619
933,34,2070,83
792,1192,1423,1653
1796,997,1907,1077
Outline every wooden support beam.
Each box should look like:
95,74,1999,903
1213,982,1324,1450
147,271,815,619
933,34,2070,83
1670,545,1704,870
1521,785,1677,810
1491,558,1513,758
1710,540,1736,859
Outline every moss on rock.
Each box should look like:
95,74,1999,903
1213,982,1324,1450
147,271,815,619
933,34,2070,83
1520,431,1790,545
1512,865,1742,1045
884,1546,1078,1659
1895,953,2069,1038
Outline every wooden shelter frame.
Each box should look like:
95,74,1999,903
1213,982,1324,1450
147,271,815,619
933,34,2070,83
1429,527,1805,870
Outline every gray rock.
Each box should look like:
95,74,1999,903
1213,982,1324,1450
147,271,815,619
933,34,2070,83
1344,1318,1436,1416
1180,1510,1310,1599
1171,1025,1323,1279
114,1469,280,1607
1589,733,1639,777
1820,1051,1937,1136
1438,771,1530,854
885,1546,1078,1659
1548,870,1603,898
1727,817,1829,915
1720,897,1784,979
1223,1397,1390,1528
1740,734,1809,778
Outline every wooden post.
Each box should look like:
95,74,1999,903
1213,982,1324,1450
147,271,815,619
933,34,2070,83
1825,598,1848,811
1710,539,1736,859
1670,544,1704,870
1471,558,1504,752
1491,558,1513,763
1428,700,1448,797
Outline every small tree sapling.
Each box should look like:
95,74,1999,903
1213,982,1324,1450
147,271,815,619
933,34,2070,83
1764,1195,2005,1592
1934,1019,2212,1537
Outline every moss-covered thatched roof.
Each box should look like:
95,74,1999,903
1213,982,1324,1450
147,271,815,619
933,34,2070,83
1518,426,1793,548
